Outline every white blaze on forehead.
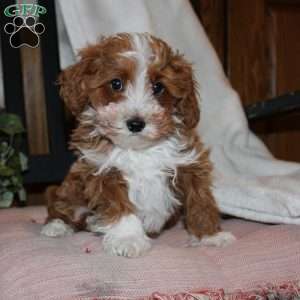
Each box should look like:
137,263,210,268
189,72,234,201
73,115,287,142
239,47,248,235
121,33,154,72
119,33,160,119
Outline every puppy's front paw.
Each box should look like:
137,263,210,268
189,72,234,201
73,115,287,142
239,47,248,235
188,231,236,247
41,219,74,237
103,233,151,257
101,214,151,257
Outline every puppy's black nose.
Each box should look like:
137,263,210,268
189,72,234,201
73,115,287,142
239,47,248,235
126,117,146,133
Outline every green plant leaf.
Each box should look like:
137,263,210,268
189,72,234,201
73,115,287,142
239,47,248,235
0,163,15,176
0,113,25,135
0,179,10,187
7,152,21,172
5,147,15,161
0,142,9,160
0,191,14,208
0,113,27,207
19,152,28,171
0,141,8,151
18,188,26,202
11,175,21,186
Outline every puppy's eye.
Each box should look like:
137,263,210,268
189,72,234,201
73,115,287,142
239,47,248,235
110,78,123,91
152,82,165,96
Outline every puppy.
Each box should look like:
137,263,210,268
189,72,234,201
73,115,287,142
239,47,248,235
41,33,235,257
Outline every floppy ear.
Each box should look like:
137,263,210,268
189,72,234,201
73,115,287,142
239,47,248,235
177,79,200,130
58,46,100,116
171,55,200,130
58,61,88,116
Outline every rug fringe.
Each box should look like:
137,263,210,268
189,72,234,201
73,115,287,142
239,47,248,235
144,280,300,300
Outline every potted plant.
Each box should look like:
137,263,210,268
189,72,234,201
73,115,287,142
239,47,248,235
0,112,28,208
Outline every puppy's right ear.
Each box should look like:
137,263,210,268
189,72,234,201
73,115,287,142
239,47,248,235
58,52,91,116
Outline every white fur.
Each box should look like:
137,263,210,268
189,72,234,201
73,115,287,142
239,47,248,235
188,231,236,247
104,33,163,149
122,33,153,72
102,214,151,257
82,136,199,234
124,33,156,116
95,93,164,149
85,215,111,233
125,33,152,108
41,219,74,237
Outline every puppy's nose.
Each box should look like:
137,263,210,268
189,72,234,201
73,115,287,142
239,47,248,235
126,117,146,133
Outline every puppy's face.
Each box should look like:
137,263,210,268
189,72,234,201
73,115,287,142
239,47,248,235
60,33,199,150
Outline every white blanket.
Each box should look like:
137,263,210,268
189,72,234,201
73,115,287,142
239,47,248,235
56,0,300,224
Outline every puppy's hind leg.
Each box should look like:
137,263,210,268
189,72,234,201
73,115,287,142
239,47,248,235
41,185,85,237
184,186,235,248
177,150,236,247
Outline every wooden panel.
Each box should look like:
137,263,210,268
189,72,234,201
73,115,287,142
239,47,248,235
271,4,300,94
21,46,49,155
262,3,300,161
227,0,272,104
190,0,226,65
228,0,300,162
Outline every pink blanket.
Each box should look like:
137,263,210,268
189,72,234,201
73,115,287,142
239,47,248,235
0,207,300,300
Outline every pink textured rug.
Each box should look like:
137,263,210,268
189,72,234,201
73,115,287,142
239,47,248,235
0,206,300,300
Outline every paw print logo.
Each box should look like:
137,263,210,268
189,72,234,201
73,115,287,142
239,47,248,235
4,16,45,48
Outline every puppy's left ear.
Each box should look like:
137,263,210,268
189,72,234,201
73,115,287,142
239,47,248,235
178,80,200,130
58,60,90,116
58,45,102,116
171,56,200,130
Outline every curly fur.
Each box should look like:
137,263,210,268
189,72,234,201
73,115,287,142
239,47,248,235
42,33,234,257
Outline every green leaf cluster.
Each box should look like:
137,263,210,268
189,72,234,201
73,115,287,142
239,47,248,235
0,113,28,208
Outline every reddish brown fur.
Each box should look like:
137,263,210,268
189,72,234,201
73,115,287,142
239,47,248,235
46,161,135,230
59,34,134,116
175,135,220,238
149,53,200,130
47,33,220,240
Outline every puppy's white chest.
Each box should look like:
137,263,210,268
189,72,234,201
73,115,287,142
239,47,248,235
83,138,199,232
113,149,179,232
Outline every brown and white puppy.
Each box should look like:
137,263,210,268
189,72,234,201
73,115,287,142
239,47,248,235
41,33,235,257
